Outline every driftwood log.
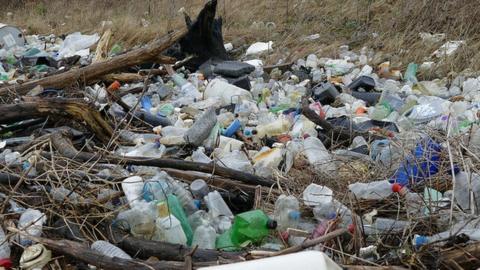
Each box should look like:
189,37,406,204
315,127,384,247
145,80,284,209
0,98,113,143
48,131,275,187
0,29,186,97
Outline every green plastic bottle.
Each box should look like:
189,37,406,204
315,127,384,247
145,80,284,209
166,194,194,245
216,210,276,250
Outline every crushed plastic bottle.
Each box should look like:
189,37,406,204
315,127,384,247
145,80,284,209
348,180,393,200
303,137,336,175
91,240,132,259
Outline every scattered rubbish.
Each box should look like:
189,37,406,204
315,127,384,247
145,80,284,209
0,1,479,269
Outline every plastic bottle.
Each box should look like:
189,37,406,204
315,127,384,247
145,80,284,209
414,228,480,248
274,195,301,232
454,171,480,211
348,180,393,200
171,73,202,100
222,119,241,137
124,142,166,158
204,79,253,106
205,191,234,219
0,226,11,269
166,194,194,245
363,218,410,235
121,176,144,206
191,222,217,249
91,241,132,259
303,183,333,207
229,210,277,246
184,108,218,146
169,180,198,215
191,148,212,163
392,183,423,216
18,209,46,246
303,137,336,175
116,203,156,239
154,202,187,245
190,179,209,200
254,117,291,138
143,174,171,202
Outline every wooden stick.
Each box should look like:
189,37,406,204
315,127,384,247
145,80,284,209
0,28,187,96
268,228,347,256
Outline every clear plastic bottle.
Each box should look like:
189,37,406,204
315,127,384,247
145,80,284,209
205,191,233,219
274,195,301,232
153,202,187,245
0,226,11,268
166,194,194,245
348,180,393,200
303,137,336,176
188,210,211,232
121,176,144,206
184,108,218,146
363,218,410,235
18,209,46,246
169,180,197,215
91,240,132,259
50,186,85,204
191,222,217,249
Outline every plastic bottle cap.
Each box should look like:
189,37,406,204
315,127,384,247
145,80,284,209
0,258,12,269
193,199,202,209
348,224,355,234
289,211,301,220
266,219,278,229
392,183,402,193
108,80,121,91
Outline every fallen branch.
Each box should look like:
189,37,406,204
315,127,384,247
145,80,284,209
0,98,113,143
0,29,187,96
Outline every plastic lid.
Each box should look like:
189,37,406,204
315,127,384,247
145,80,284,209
0,258,12,269
266,219,277,229
289,211,301,220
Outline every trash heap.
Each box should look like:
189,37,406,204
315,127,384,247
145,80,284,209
2,1,480,270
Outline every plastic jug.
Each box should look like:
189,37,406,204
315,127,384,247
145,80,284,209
204,79,253,106
192,222,217,249
153,202,187,245
274,195,300,232
91,241,132,259
205,191,234,219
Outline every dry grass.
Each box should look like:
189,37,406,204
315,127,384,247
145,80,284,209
2,0,480,76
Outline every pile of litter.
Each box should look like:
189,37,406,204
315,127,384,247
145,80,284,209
2,1,480,269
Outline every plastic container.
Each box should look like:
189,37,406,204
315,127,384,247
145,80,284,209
204,79,253,106
121,176,144,206
153,202,187,245
18,209,46,246
189,210,211,232
363,218,410,235
116,203,156,239
198,251,341,270
19,244,51,270
184,108,218,146
253,147,284,178
348,180,393,200
91,240,132,259
274,195,300,232
192,222,217,249
205,191,234,219
190,179,209,200
223,119,241,137
0,226,11,269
